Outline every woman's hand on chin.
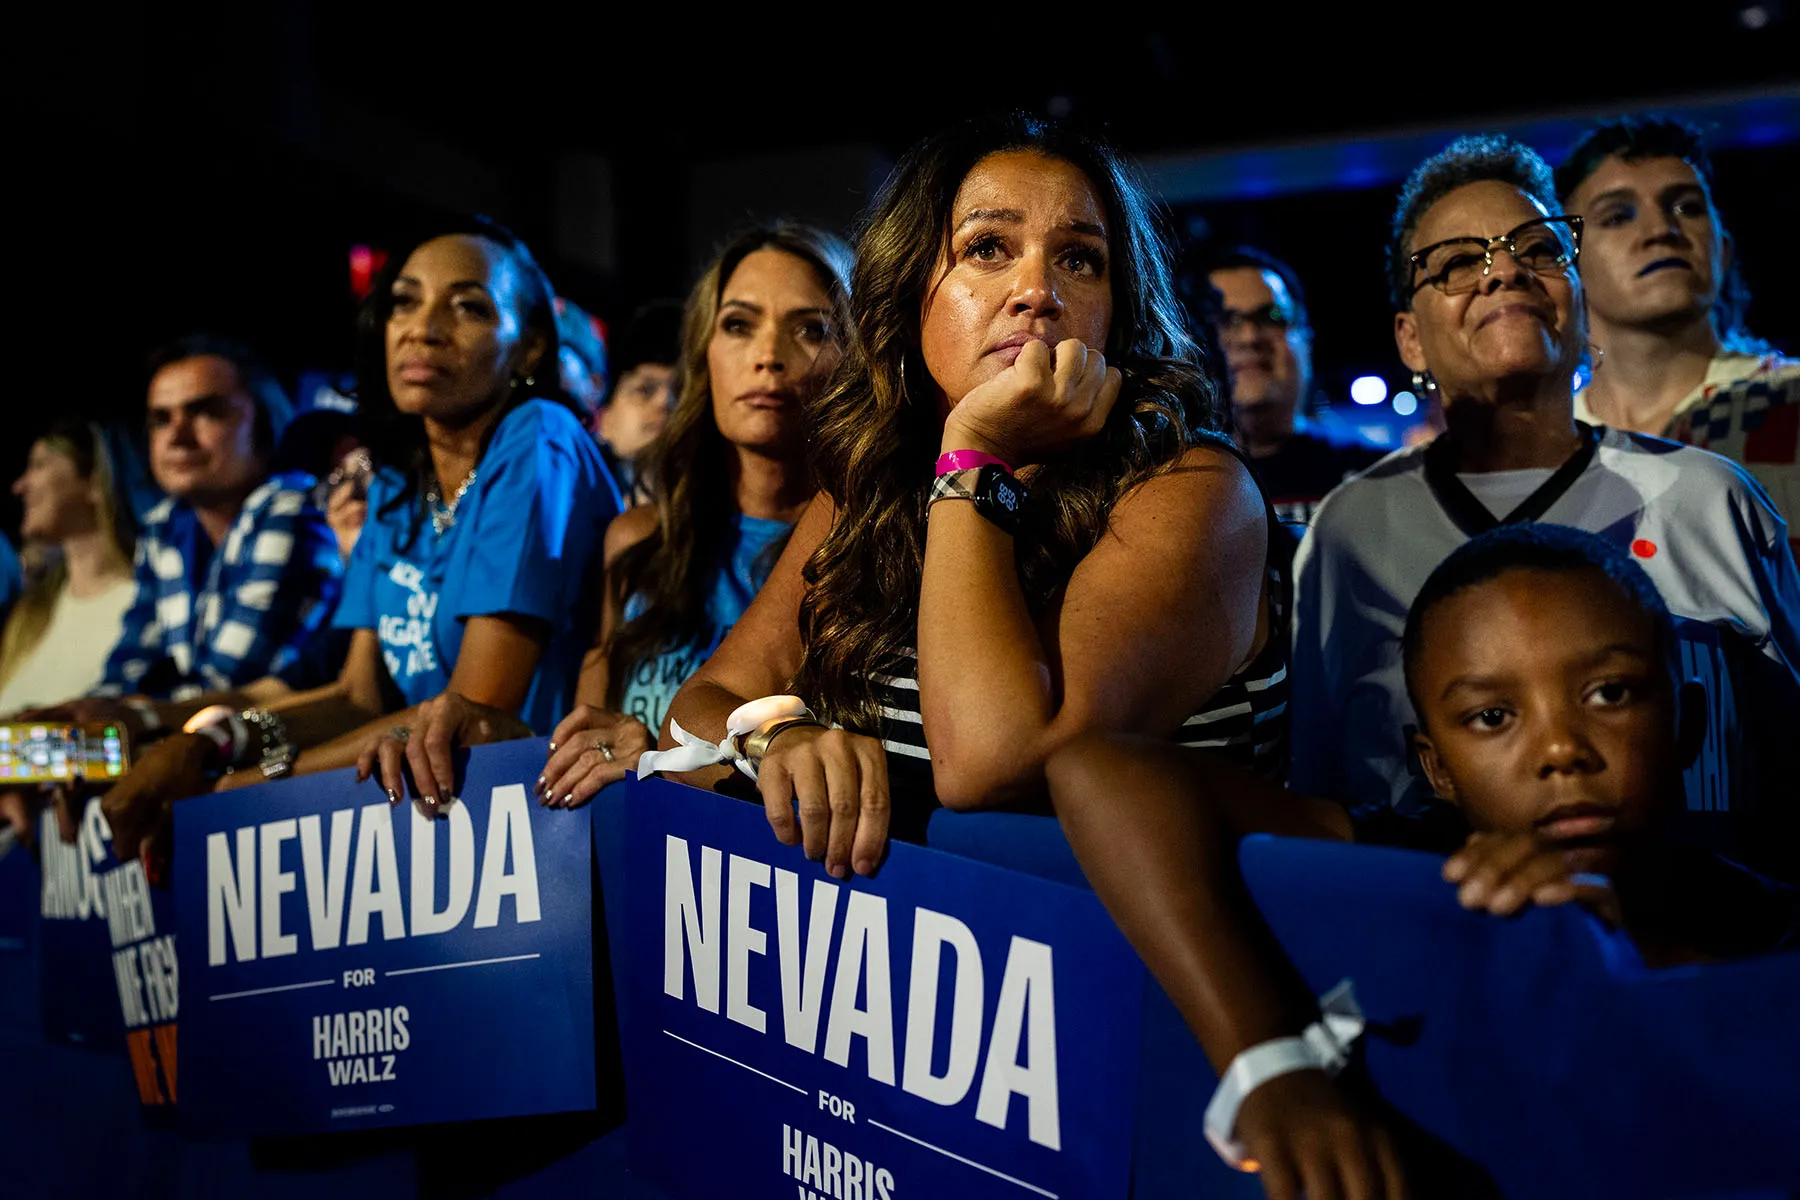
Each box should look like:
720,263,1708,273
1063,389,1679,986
940,338,1123,466
757,726,891,880
538,706,654,809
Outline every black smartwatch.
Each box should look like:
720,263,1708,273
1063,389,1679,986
929,465,1027,535
972,464,1026,535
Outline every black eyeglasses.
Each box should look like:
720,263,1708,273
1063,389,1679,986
1409,215,1583,297
1216,304,1302,336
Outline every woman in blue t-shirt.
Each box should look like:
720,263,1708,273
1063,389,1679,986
421,224,852,808
96,218,617,856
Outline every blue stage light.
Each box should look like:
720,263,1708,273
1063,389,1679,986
1393,390,1418,417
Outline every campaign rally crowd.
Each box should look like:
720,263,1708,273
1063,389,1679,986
2,110,1797,1197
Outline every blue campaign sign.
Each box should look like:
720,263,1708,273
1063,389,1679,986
0,828,32,955
622,776,1145,1200
173,739,596,1136
36,797,133,1055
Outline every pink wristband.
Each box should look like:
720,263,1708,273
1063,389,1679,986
935,450,1011,476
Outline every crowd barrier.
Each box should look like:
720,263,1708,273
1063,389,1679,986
1,739,1795,1198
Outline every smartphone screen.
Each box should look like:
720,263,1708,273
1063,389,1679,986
0,723,130,784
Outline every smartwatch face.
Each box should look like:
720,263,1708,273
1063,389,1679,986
986,470,1022,514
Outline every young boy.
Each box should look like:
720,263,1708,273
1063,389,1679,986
1048,523,1796,1199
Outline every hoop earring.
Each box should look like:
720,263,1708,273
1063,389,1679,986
1586,345,1605,373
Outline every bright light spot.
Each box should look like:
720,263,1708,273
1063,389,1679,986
1739,4,1770,29
1351,375,1388,406
1393,390,1418,416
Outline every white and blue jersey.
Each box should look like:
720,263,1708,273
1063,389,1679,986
1290,423,1800,820
334,400,618,734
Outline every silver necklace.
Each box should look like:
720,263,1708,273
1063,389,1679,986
425,468,477,536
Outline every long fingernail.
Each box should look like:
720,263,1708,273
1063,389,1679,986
561,793,573,807
535,775,546,793
547,741,557,752
386,789,399,805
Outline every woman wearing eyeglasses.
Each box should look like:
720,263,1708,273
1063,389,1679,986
1286,133,1800,828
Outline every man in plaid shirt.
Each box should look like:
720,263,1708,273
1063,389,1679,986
90,336,342,701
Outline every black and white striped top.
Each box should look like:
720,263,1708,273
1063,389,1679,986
870,627,1289,785
867,434,1295,803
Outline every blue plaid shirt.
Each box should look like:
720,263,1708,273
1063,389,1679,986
94,472,344,700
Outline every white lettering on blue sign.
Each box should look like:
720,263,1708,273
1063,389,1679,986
783,1123,896,1199
204,785,542,966
664,835,1062,1151
39,799,112,921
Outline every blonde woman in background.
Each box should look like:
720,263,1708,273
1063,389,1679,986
0,419,137,845
0,420,138,712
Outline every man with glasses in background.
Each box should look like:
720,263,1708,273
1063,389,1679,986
1558,116,1797,545
1207,247,1384,527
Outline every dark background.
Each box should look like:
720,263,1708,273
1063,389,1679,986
7,4,1798,532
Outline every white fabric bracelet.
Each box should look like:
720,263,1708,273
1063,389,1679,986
1203,978,1366,1171
635,695,815,782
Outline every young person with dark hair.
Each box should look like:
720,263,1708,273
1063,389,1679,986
1288,134,1800,836
101,218,617,865
1557,115,1797,539
1206,246,1384,526
1049,523,1798,1199
659,112,1290,879
419,224,855,808
595,298,685,499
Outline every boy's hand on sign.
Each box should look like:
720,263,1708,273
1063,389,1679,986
1235,1070,1409,1200
1442,831,1622,925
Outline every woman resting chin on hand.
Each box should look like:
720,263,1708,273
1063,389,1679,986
664,113,1289,884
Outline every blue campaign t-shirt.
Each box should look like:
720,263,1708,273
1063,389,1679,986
334,399,618,734
618,513,792,736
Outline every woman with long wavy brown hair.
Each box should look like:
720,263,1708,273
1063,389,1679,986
662,112,1291,878
427,223,854,807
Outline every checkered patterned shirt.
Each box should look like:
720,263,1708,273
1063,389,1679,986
93,472,344,700
1671,356,1799,551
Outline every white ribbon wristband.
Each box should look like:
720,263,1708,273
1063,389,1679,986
635,695,815,782
1203,978,1366,1171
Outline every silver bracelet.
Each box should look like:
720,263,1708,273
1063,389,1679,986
238,708,298,779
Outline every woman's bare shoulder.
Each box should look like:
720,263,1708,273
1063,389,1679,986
603,503,660,566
